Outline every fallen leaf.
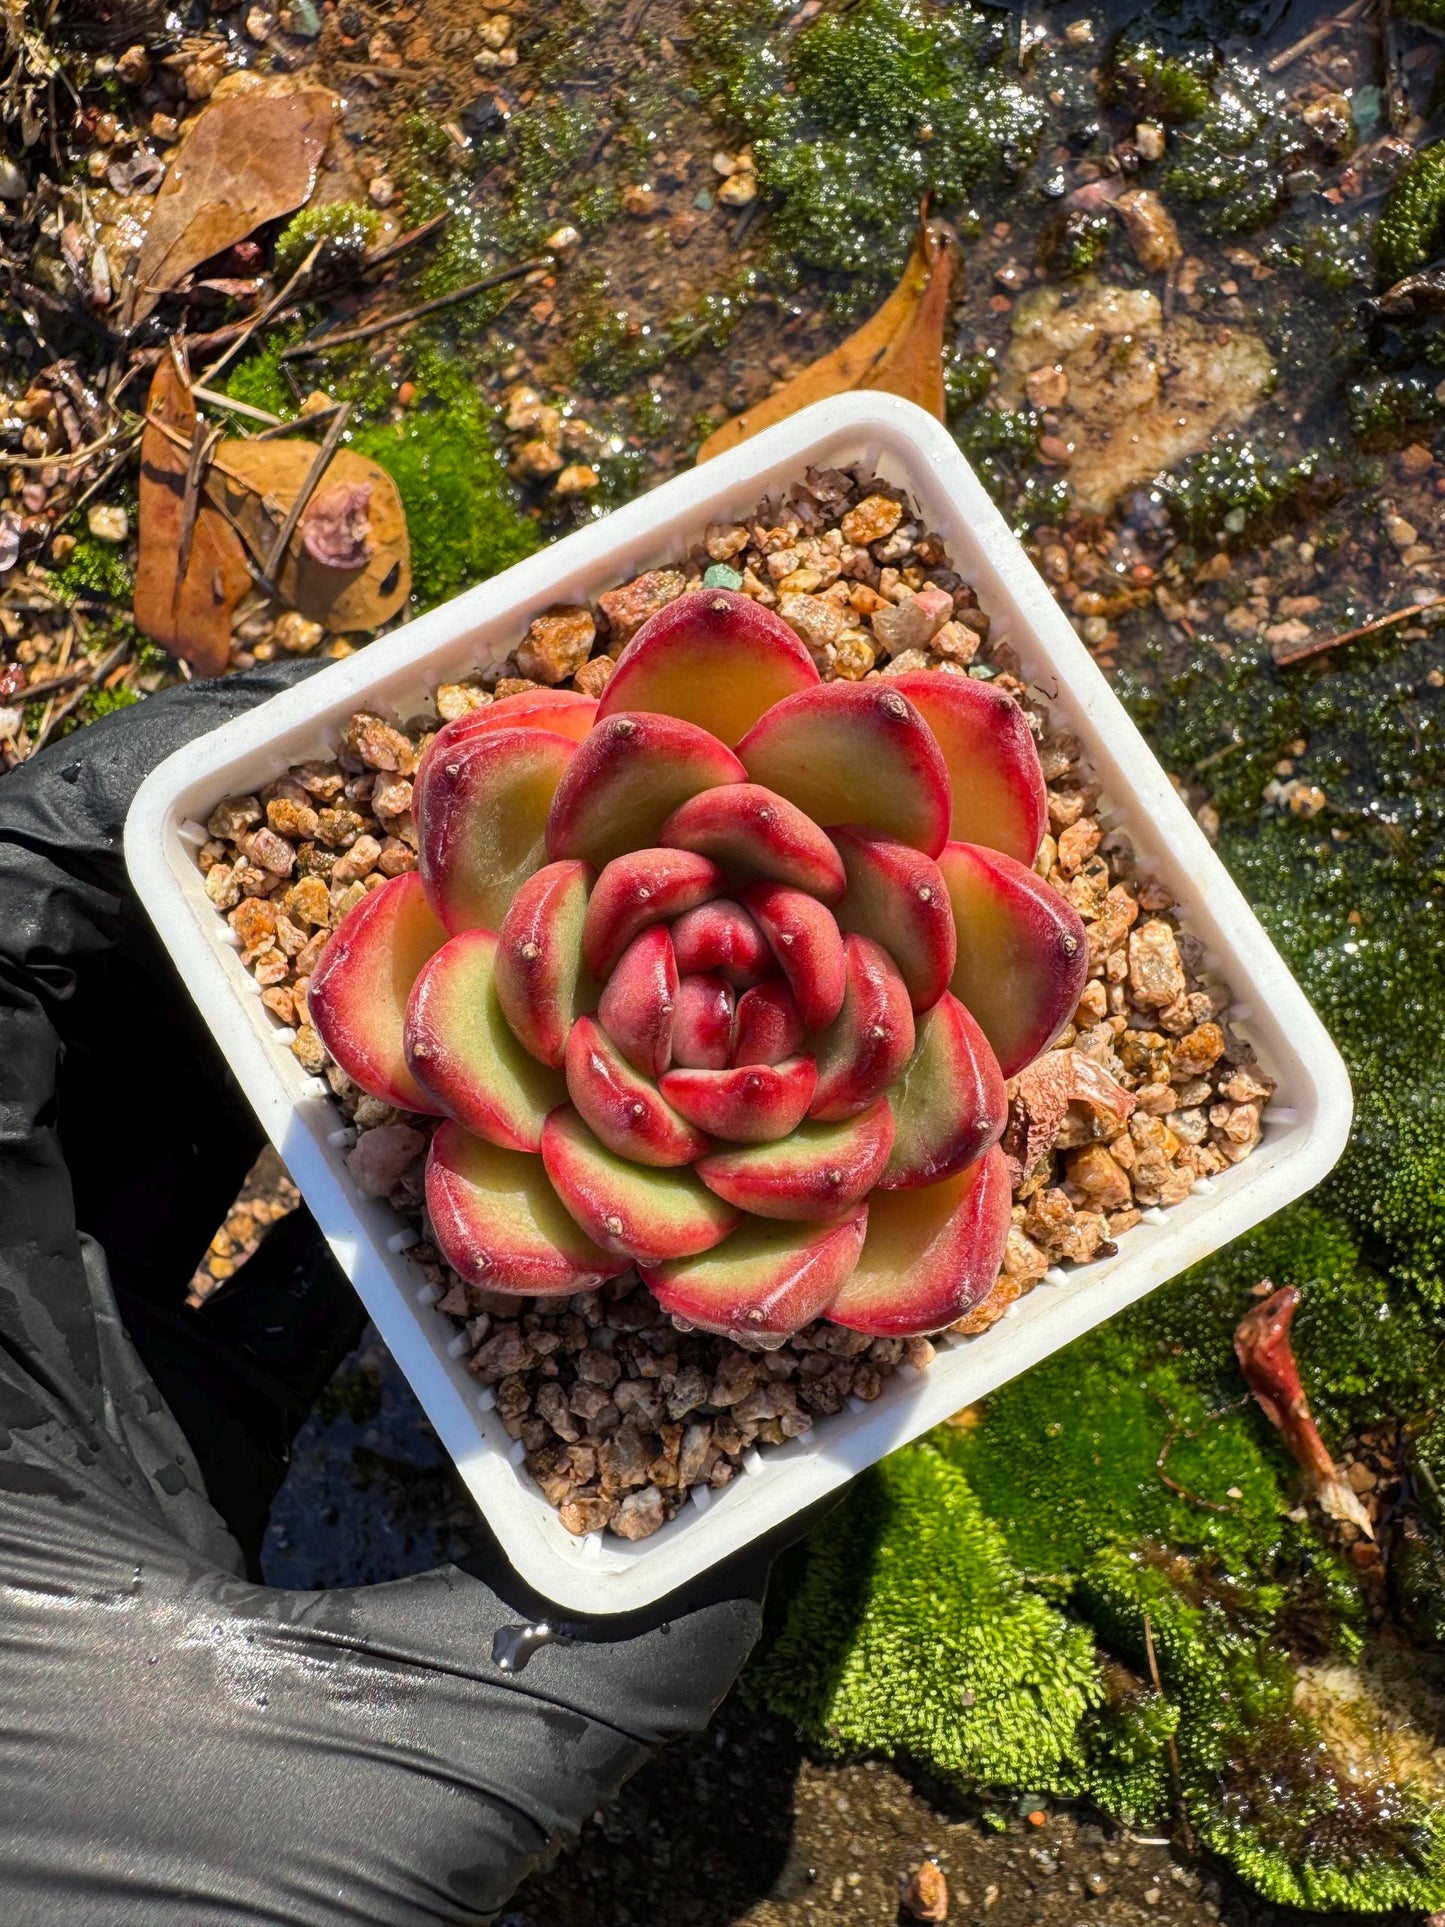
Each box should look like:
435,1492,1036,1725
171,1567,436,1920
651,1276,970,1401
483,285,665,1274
204,439,410,631
1001,1047,1136,1187
124,88,338,326
696,224,955,463
134,357,253,677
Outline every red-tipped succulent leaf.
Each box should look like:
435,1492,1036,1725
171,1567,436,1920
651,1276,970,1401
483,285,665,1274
308,871,448,1114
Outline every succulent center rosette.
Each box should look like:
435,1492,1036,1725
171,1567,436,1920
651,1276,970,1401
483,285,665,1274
309,589,1088,1345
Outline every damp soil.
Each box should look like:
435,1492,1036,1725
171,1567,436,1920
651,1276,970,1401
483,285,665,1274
260,1339,1428,1927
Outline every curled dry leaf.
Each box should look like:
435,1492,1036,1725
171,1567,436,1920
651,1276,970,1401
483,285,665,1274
124,88,338,326
134,357,253,678
1234,1283,1374,1537
1002,1046,1135,1186
205,440,409,630
696,224,955,463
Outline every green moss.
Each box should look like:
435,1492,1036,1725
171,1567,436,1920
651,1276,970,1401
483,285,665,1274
78,684,138,722
1037,206,1113,278
1082,1548,1445,1912
273,200,379,284
1377,142,1445,283
350,347,538,610
1348,371,1445,450
750,1445,1101,1797
1102,40,1215,122
53,534,133,602
1155,437,1335,548
223,339,299,424
1397,0,1445,23
693,0,1043,282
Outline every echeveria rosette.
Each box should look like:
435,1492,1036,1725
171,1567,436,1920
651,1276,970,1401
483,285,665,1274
308,589,1088,1346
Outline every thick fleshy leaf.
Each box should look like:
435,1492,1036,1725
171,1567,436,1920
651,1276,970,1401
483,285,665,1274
643,1210,868,1346
891,670,1047,865
541,1104,739,1262
582,847,725,979
670,898,771,987
938,840,1089,1077
736,682,951,856
596,588,819,746
546,710,745,868
733,979,806,1066
597,922,677,1078
419,688,598,787
831,825,955,1013
827,1145,1011,1335
308,871,447,1114
417,726,575,935
877,991,1007,1190
404,930,566,1152
494,859,597,1069
659,781,846,903
696,1100,894,1221
738,881,847,1032
426,1121,625,1294
660,1057,817,1142
672,973,736,1070
809,934,916,1121
564,1015,706,1167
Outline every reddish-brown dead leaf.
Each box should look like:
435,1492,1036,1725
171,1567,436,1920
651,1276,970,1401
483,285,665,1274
125,89,338,326
204,439,410,632
696,225,955,463
133,358,252,677
1002,1047,1136,1188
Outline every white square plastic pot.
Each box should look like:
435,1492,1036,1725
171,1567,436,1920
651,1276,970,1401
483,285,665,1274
125,394,1352,1612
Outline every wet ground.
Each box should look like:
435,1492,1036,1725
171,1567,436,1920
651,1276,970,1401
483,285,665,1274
262,1337,1428,1927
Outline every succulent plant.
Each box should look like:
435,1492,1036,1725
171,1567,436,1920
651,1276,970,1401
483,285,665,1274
309,589,1087,1345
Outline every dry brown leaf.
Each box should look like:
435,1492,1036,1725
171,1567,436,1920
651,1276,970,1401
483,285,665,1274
133,357,253,678
125,89,338,326
696,225,955,464
205,439,410,632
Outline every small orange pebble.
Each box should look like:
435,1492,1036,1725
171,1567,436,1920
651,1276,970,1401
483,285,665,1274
1027,1810,1047,1827
396,381,416,408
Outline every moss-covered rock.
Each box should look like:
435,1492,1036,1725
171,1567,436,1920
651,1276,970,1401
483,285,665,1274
273,200,379,284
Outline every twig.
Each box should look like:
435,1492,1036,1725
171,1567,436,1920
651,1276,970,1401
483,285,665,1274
128,311,303,371
1141,1613,1197,1857
190,385,283,425
3,423,134,471
29,637,129,753
1266,0,1367,72
245,404,344,441
198,238,325,387
279,258,548,358
263,401,351,578
6,659,93,702
357,210,450,275
1272,599,1435,666
176,419,222,590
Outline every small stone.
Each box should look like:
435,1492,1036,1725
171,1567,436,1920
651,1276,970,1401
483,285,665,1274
116,43,151,84
1386,513,1417,552
86,503,128,543
621,182,658,217
208,793,262,841
1128,919,1186,1010
272,610,324,654
345,711,415,774
1064,15,1094,42
1025,364,1069,409
717,170,757,206
705,521,749,560
572,654,616,698
291,1025,327,1073
1399,442,1434,479
841,494,903,547
516,606,597,690
870,586,953,657
703,563,743,590
612,1485,666,1539
493,677,539,701
479,12,512,49
368,175,395,209
435,682,491,722
554,463,599,494
513,438,563,481
346,1123,425,1198
778,590,844,653
1116,189,1182,272
832,630,877,680
1135,121,1165,161
902,1859,949,1922
598,568,687,642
